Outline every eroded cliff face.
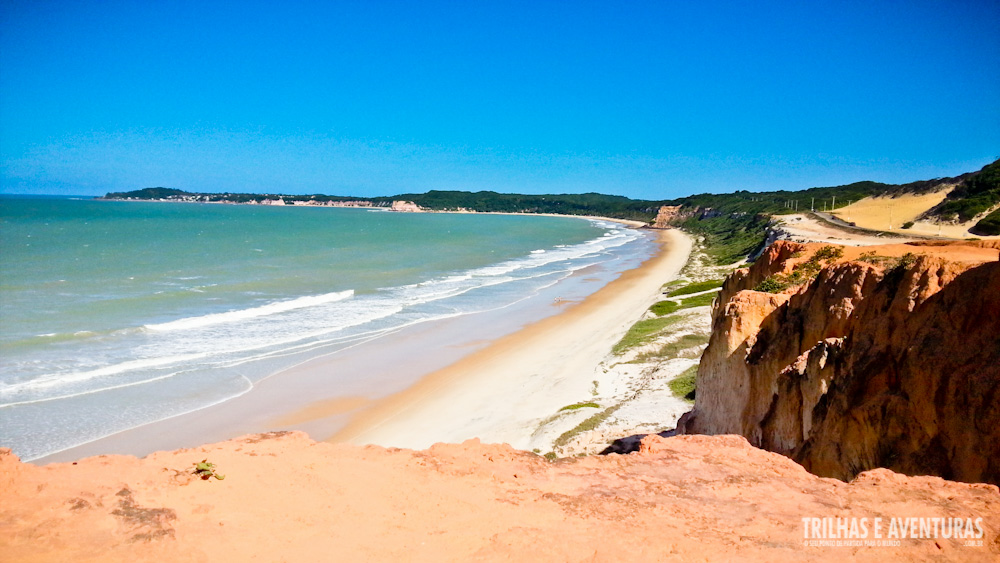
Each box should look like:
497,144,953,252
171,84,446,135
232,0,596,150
678,241,1000,485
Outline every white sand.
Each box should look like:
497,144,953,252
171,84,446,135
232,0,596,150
335,229,694,450
777,214,921,246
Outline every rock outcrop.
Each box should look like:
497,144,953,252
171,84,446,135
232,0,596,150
2,431,998,561
390,200,423,212
678,241,1000,485
652,205,689,228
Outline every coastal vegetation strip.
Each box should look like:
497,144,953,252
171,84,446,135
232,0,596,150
665,279,724,297
536,241,727,458
633,334,710,364
612,279,720,356
551,403,623,450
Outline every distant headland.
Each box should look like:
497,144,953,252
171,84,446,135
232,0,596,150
105,158,1000,264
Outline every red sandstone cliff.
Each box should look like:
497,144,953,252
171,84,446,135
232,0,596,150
678,241,1000,485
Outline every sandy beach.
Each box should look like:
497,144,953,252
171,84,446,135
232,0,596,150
333,228,692,450
37,225,691,463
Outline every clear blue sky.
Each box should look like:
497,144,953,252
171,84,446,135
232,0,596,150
1,0,998,199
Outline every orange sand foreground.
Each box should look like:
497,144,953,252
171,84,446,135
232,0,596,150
3,431,998,562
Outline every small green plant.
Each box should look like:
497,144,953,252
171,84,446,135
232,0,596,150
559,401,600,411
858,251,892,266
754,275,789,293
901,221,914,229
812,245,844,264
668,365,698,402
193,459,226,480
894,252,918,269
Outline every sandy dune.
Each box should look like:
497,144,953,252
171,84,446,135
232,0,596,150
828,189,999,239
830,190,950,231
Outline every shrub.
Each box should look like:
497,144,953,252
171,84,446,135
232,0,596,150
813,245,844,264
668,366,698,402
901,221,915,229
754,276,789,293
971,209,1000,236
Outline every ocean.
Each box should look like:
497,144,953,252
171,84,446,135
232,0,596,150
0,196,656,461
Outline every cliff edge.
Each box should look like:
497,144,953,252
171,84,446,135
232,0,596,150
678,240,1000,485
2,432,998,561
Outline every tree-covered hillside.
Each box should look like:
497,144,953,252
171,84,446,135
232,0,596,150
369,191,661,221
926,159,1000,226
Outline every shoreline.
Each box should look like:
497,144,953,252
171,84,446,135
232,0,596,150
33,224,682,464
97,195,653,227
330,228,692,450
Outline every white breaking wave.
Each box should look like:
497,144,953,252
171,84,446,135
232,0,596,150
144,290,355,332
0,351,210,399
1,224,647,406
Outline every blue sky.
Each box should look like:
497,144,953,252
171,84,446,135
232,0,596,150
1,1,998,199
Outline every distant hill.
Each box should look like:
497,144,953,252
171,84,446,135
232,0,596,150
920,159,1000,235
105,187,192,199
102,158,999,261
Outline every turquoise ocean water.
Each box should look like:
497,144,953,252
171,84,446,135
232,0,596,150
0,196,655,460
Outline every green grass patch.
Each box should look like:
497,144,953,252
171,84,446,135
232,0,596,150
559,401,600,412
678,292,716,309
666,279,724,297
668,365,698,402
633,333,710,363
612,316,680,355
648,300,679,316
552,404,622,448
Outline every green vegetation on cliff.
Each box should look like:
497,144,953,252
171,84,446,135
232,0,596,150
970,209,1000,236
929,159,1000,223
